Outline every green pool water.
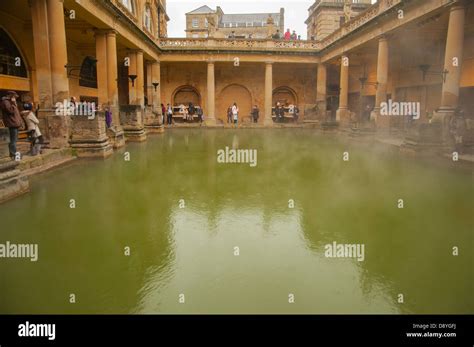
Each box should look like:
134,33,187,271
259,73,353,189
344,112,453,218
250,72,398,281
0,129,472,314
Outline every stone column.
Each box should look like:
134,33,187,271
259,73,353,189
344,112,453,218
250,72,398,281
47,0,69,103
29,0,53,109
106,31,119,113
136,50,144,107
46,0,70,148
143,61,163,133
336,55,349,123
264,62,273,126
371,36,389,124
151,61,161,113
205,61,216,126
105,30,125,148
439,2,465,112
95,31,108,108
316,63,327,120
146,62,153,106
128,51,137,104
121,51,146,141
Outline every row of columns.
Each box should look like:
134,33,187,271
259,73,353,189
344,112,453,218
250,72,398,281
326,1,465,125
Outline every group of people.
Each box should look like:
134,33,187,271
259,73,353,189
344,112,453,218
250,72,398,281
274,102,299,123
226,104,260,126
1,91,43,159
272,29,301,41
161,102,203,125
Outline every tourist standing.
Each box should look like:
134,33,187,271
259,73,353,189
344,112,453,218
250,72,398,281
294,106,299,123
272,30,281,40
167,103,173,125
197,106,203,124
284,29,291,40
275,102,285,123
232,102,239,127
188,102,195,122
227,105,233,124
161,103,166,124
1,91,22,159
22,102,43,156
252,105,259,123
291,31,297,40
105,106,113,128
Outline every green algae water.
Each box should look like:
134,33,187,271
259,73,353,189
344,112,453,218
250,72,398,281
0,129,472,314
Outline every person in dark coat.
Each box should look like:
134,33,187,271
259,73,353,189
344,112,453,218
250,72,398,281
1,91,23,159
251,105,259,123
275,102,285,123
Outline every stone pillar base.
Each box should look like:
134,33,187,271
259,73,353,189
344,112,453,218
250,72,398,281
263,118,274,127
0,129,29,204
336,108,351,126
145,125,164,134
401,122,447,154
107,125,126,149
120,105,147,142
204,118,217,127
37,110,71,149
144,107,164,134
69,113,113,159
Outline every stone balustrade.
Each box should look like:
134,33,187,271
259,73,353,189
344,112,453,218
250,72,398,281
158,0,404,54
158,38,321,52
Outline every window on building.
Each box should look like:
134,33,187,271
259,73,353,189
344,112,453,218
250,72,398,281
144,6,152,32
205,18,208,28
246,22,252,27
79,56,97,89
192,18,199,28
192,34,199,38
0,28,27,78
121,0,135,13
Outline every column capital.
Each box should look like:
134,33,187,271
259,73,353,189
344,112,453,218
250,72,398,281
265,61,273,65
127,49,143,54
450,0,466,9
105,29,117,37
94,29,108,37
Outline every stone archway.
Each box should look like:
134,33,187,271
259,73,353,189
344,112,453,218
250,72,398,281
0,27,28,78
217,84,252,122
172,85,201,106
272,86,298,107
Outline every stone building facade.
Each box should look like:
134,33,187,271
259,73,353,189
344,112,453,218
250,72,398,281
185,5,284,39
306,0,372,40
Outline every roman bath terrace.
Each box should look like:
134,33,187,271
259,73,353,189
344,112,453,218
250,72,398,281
0,0,472,316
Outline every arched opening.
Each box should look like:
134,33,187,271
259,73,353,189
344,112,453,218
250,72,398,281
217,84,252,122
79,56,98,88
172,85,201,106
272,86,297,107
0,28,27,78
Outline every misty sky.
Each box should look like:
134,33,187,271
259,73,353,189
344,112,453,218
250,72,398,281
166,0,377,39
